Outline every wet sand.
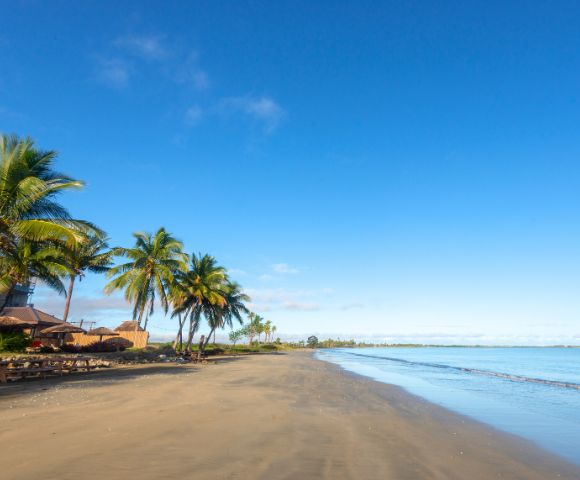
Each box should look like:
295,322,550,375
0,351,578,479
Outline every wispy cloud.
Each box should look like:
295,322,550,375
217,95,285,133
95,58,131,89
340,303,365,311
272,263,299,274
184,105,203,125
32,293,130,320
175,51,210,90
114,34,167,60
246,288,319,312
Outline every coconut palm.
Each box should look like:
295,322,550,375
264,320,272,343
171,253,229,353
0,134,98,249
61,235,113,322
204,281,250,349
0,239,68,311
105,228,188,329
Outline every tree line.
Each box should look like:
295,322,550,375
0,134,275,356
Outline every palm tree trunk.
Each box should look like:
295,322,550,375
62,275,76,322
173,313,185,352
185,315,196,353
204,327,215,349
196,335,205,362
212,329,216,345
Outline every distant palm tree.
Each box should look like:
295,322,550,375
0,240,68,311
172,253,228,353
61,235,113,322
105,228,188,329
264,320,272,343
272,325,277,341
0,134,98,249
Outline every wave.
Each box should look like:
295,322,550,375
337,351,580,390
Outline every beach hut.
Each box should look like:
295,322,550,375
0,316,35,329
87,327,119,342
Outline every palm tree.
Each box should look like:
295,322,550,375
204,281,250,349
61,235,113,322
0,239,68,311
105,228,188,329
272,325,277,342
264,320,272,343
0,134,98,249
171,253,228,353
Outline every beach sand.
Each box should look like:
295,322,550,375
0,351,577,479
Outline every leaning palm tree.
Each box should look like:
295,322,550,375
172,253,228,353
105,228,188,329
0,239,68,311
61,235,113,321
0,134,98,249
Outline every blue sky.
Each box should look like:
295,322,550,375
2,1,580,344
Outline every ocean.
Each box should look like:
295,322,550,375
317,347,580,464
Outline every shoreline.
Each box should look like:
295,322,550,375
1,351,578,479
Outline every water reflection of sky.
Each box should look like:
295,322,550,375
318,347,580,464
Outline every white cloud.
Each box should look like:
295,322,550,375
217,95,284,132
246,288,319,312
96,58,131,88
228,268,248,277
340,303,365,311
184,105,203,125
114,34,167,60
174,51,210,90
272,263,299,274
31,293,130,320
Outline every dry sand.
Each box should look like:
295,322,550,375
0,351,578,479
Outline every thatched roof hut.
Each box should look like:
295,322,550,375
0,316,35,328
88,327,119,342
115,321,145,332
1,306,63,328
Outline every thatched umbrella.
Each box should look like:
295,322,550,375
88,327,119,342
40,323,86,346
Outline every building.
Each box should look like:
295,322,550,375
0,282,36,308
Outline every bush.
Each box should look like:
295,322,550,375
0,331,31,352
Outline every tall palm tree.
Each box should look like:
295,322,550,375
0,239,68,311
61,235,113,322
105,228,188,329
172,253,228,353
0,134,98,249
204,281,250,349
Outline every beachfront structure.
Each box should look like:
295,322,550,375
0,282,36,308
2,306,64,333
1,307,149,349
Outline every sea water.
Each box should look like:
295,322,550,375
317,347,580,464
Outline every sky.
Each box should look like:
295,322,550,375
2,1,580,345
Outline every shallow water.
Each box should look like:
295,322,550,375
317,347,580,464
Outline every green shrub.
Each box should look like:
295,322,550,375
0,331,31,352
